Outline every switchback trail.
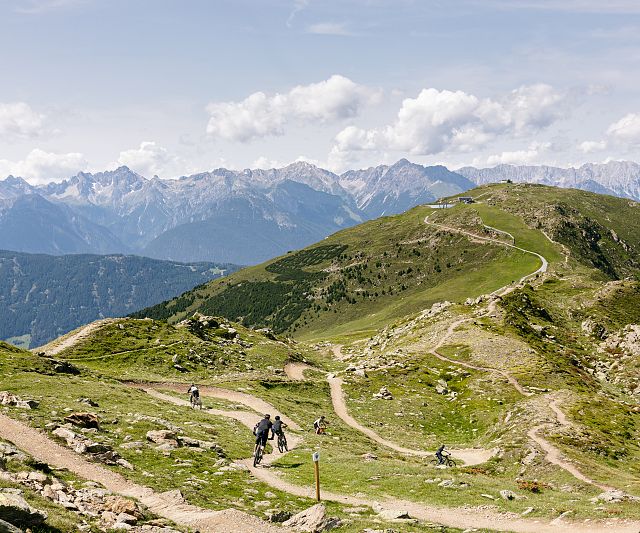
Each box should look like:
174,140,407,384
135,382,301,430
422,215,618,490
0,413,285,533
327,374,495,466
143,385,636,533
528,400,613,492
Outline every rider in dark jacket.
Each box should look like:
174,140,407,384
254,414,273,447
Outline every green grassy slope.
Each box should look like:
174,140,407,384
134,187,570,338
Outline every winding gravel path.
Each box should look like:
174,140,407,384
422,214,620,490
123,392,640,533
0,413,285,533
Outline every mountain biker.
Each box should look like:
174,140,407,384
436,444,448,465
313,415,327,435
187,383,200,403
271,415,288,440
253,414,273,449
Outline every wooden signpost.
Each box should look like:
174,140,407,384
312,451,320,501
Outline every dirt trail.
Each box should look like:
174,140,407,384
528,399,613,491
34,319,118,356
138,382,301,431
327,374,494,466
424,215,548,281
421,216,618,489
144,386,636,533
283,362,314,381
0,413,285,533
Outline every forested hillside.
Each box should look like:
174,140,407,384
0,251,237,347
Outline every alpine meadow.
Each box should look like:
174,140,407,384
2,2,640,533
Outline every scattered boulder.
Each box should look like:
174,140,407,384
595,489,640,503
265,509,292,523
64,412,100,429
500,489,518,501
52,360,80,375
52,427,78,444
361,453,378,462
283,503,341,532
373,386,393,400
378,508,410,520
581,319,607,340
0,392,37,409
146,430,180,449
435,379,449,395
0,491,47,528
78,398,99,407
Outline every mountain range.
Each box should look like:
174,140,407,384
2,159,640,264
0,250,235,348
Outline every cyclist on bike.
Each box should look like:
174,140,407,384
271,415,288,440
187,383,200,403
313,415,327,435
436,444,448,465
253,414,273,449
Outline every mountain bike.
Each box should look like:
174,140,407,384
277,432,288,453
190,393,202,409
430,454,456,467
253,442,265,467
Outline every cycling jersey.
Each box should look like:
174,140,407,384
255,418,272,434
272,420,284,434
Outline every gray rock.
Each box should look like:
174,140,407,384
265,509,293,523
283,503,341,532
500,489,517,500
0,492,47,528
378,508,410,520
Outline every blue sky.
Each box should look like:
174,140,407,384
1,0,640,182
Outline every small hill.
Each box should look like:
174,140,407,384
135,183,639,340
43,315,308,382
0,250,237,348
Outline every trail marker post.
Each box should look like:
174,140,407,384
312,451,320,501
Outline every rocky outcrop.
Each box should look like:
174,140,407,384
0,392,38,410
283,503,341,532
0,490,47,528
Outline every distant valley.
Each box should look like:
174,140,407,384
0,250,236,347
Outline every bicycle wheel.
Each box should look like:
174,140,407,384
447,458,457,468
429,459,439,466
277,435,284,453
253,445,263,467
282,435,288,452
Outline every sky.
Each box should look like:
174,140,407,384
1,0,640,183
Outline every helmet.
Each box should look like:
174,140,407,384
265,414,271,418
320,415,325,420
275,415,281,420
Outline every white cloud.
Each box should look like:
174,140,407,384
578,139,608,153
0,102,47,141
252,156,283,169
333,84,566,157
606,113,640,144
286,0,309,27
116,141,181,178
472,142,555,167
0,149,88,184
205,75,380,143
307,22,352,36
